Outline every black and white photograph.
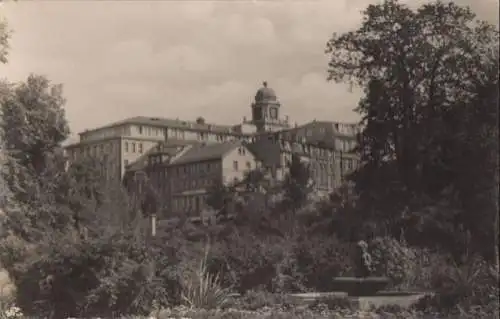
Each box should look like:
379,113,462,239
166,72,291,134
0,0,498,318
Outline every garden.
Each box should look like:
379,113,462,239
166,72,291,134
0,0,499,318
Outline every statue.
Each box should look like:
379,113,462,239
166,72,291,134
355,240,374,277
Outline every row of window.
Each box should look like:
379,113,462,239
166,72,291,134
172,195,207,213
172,178,215,192
196,131,228,142
174,162,219,176
137,125,163,137
272,138,335,158
69,142,117,159
80,126,129,142
334,123,360,135
232,160,252,171
312,173,335,190
124,142,143,154
237,147,247,155
341,158,357,171
338,139,357,153
135,124,237,143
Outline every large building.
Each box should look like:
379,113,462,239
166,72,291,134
65,82,360,217
124,140,259,217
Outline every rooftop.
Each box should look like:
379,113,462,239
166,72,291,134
125,139,199,171
170,140,244,166
79,116,247,136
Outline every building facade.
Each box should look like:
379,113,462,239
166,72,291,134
124,140,258,217
66,82,360,217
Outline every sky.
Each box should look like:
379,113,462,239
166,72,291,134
1,0,498,140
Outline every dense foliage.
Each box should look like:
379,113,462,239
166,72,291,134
0,0,497,318
0,75,181,318
0,13,9,64
325,0,499,263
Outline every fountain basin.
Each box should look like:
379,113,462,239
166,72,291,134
331,277,390,296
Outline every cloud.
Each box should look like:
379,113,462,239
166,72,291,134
1,0,497,137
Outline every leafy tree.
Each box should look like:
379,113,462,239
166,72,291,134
124,170,160,222
281,154,313,211
0,74,70,242
205,180,237,218
0,13,10,64
325,0,498,260
61,156,134,236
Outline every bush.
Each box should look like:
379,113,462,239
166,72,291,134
294,235,354,292
413,254,499,316
369,236,415,287
375,303,406,315
12,229,180,318
236,290,294,311
199,231,355,294
208,231,303,293
309,295,356,312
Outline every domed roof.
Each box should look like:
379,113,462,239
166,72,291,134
255,81,277,102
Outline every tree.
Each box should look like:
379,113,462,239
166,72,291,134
282,154,313,211
61,156,133,236
0,13,10,64
205,181,237,218
326,0,498,259
1,74,70,242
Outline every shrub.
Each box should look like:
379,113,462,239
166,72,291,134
236,290,272,310
413,254,499,316
375,303,406,315
236,290,294,311
209,231,302,293
294,235,354,292
368,236,457,291
368,236,419,289
309,295,356,312
12,229,180,318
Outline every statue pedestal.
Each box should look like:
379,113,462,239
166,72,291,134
331,277,390,296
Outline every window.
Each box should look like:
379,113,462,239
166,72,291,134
347,159,353,170
132,143,136,153
139,143,143,153
233,161,239,171
246,161,251,169
138,126,143,134
124,142,129,152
